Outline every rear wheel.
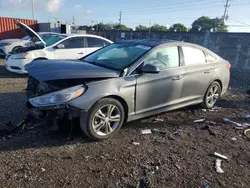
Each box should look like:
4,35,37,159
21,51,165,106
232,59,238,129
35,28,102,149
202,81,221,109
80,98,125,140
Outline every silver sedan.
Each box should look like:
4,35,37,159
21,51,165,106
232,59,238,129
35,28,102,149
25,39,231,140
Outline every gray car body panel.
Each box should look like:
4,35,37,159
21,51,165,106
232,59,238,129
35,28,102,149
29,41,230,122
25,60,121,81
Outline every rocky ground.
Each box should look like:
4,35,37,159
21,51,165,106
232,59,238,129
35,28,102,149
0,58,250,188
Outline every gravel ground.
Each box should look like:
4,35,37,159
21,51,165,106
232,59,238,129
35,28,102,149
0,58,250,188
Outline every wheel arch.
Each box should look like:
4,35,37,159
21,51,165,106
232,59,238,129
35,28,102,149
213,79,223,91
33,57,48,60
101,95,129,123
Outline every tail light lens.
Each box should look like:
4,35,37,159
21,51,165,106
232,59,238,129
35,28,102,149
226,63,231,70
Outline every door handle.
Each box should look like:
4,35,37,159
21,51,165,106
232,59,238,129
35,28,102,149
78,52,84,55
204,70,212,74
172,75,183,81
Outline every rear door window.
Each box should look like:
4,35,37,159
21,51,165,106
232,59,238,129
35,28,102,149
60,37,84,49
87,37,106,48
182,46,206,65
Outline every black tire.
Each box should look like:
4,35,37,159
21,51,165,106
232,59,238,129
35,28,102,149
202,81,222,109
80,98,125,140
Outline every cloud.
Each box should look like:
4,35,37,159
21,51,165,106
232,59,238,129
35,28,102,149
2,0,63,12
74,4,81,9
46,0,62,12
85,9,92,15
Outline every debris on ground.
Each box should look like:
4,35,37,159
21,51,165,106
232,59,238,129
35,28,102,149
209,106,222,112
202,125,216,136
215,159,224,174
136,178,149,188
41,168,46,172
152,128,167,134
244,114,250,119
194,119,206,123
214,152,228,160
205,121,217,126
132,142,140,146
244,129,250,139
202,109,207,112
203,183,209,188
152,118,164,122
223,118,242,127
141,129,152,135
173,129,182,136
231,137,237,141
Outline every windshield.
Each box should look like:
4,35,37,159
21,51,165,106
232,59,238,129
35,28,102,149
82,43,151,70
22,35,30,40
42,35,66,46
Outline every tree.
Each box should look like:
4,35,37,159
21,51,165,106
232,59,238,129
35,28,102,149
135,25,149,31
113,24,130,31
190,16,228,32
150,24,168,32
169,23,187,32
93,23,113,31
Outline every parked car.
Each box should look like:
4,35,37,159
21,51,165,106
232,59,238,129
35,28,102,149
0,32,59,56
5,20,113,74
25,39,230,140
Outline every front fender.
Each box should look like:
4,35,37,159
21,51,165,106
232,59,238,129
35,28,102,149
69,76,136,115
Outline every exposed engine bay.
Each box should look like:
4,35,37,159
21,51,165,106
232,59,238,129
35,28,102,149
11,44,44,54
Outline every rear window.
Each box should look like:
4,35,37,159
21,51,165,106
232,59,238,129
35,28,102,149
182,46,206,65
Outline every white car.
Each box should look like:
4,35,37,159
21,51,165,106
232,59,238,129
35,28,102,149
0,32,60,56
5,21,113,74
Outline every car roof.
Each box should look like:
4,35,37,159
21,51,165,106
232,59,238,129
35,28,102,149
115,39,177,47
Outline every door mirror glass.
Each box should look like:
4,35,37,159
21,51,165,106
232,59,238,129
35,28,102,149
140,64,160,74
56,44,65,49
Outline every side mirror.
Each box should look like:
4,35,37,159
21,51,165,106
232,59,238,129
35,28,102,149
140,64,160,74
56,44,65,49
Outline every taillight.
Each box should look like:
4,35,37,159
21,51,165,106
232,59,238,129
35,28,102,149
226,63,231,70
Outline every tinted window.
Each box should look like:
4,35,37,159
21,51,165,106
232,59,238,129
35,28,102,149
60,37,83,48
144,46,179,70
182,47,206,65
82,43,151,70
87,37,105,48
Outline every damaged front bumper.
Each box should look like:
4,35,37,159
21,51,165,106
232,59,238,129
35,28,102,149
26,101,82,128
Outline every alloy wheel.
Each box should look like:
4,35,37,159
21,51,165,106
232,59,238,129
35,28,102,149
92,104,121,136
206,84,220,106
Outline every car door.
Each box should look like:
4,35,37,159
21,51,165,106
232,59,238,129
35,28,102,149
85,37,108,55
54,37,85,59
135,45,184,114
180,46,214,101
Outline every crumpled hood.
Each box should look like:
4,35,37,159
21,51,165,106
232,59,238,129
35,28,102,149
0,39,22,43
25,59,121,81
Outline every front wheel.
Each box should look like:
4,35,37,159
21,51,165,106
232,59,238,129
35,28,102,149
80,98,125,140
202,81,222,109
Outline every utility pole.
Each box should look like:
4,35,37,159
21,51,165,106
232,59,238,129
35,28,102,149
149,19,151,39
32,0,35,20
223,0,230,23
119,11,122,25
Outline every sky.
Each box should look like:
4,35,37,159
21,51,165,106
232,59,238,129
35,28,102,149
0,0,249,32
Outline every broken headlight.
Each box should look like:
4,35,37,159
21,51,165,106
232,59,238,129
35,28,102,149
29,85,86,107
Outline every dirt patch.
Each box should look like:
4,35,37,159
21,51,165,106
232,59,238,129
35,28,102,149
0,58,250,188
